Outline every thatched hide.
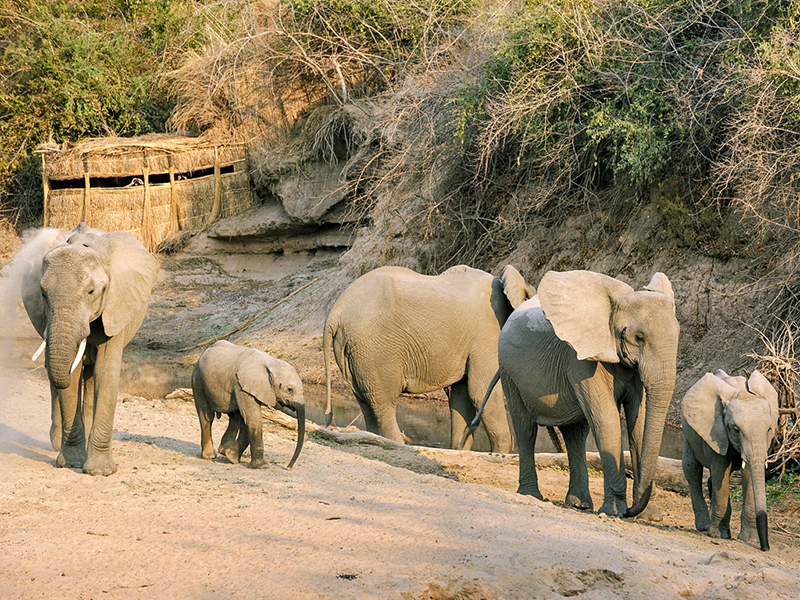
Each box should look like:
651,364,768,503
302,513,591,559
39,134,253,251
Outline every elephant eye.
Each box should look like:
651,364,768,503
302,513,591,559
732,425,740,434
634,333,645,344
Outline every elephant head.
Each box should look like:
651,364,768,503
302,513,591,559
682,369,778,551
22,224,160,390
236,351,306,469
538,270,679,517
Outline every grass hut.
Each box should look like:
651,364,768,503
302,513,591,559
39,134,253,252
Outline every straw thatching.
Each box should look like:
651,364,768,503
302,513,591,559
39,134,253,252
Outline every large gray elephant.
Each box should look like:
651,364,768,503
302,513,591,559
681,369,778,551
21,223,160,475
323,264,535,451
471,270,679,517
192,340,305,469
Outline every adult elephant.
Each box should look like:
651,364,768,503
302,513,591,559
323,264,535,451
21,223,160,475
472,270,679,517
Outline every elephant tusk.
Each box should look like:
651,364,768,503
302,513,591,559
32,339,46,361
70,338,87,374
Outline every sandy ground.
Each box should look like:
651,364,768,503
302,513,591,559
2,238,800,599
2,355,800,600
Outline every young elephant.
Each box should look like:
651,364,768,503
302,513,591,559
192,341,305,469
681,369,779,551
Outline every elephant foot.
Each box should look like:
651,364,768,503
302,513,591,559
738,528,758,543
83,452,117,476
57,444,86,469
708,525,731,540
219,444,241,464
598,498,628,517
248,458,268,469
517,486,544,501
695,516,711,532
565,493,593,511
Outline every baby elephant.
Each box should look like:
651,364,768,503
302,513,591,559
681,369,778,551
192,340,306,469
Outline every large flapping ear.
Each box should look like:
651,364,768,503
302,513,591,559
643,272,675,312
19,228,71,337
86,231,160,337
746,370,780,427
236,353,277,407
500,265,537,309
681,372,739,455
538,270,634,362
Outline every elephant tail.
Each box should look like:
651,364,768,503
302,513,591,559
323,318,336,427
460,368,502,447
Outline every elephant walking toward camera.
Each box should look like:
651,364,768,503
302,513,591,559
471,270,679,517
681,369,778,551
323,264,534,451
20,223,160,475
192,341,305,469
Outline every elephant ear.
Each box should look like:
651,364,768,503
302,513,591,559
538,270,634,362
86,232,160,338
501,265,537,309
236,353,277,407
643,272,675,313
19,228,70,337
681,372,739,455
746,370,780,426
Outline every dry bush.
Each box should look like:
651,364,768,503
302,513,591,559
748,319,800,476
712,17,800,260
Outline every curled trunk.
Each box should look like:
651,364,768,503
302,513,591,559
625,363,676,518
287,402,305,470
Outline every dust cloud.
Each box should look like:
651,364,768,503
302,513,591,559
0,228,61,368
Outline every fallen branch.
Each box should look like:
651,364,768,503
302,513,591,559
260,407,690,494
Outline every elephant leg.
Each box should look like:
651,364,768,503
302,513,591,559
193,388,216,460
83,337,124,476
622,385,645,494
54,367,87,469
561,421,593,510
503,378,543,499
682,438,710,532
448,380,475,451
467,362,513,453
738,463,758,542
582,398,628,516
219,412,244,464
82,361,96,446
49,386,62,451
354,385,405,444
708,461,733,539
237,391,267,469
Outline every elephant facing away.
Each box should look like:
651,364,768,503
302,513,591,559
681,369,778,551
471,270,679,517
20,223,160,475
192,341,306,469
323,264,535,451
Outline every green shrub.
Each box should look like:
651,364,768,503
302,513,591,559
0,0,209,226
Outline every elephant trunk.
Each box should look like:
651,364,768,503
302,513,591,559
745,443,770,551
286,401,305,470
46,313,89,389
625,361,676,518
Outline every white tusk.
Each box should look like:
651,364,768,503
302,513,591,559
70,338,87,374
32,339,46,361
